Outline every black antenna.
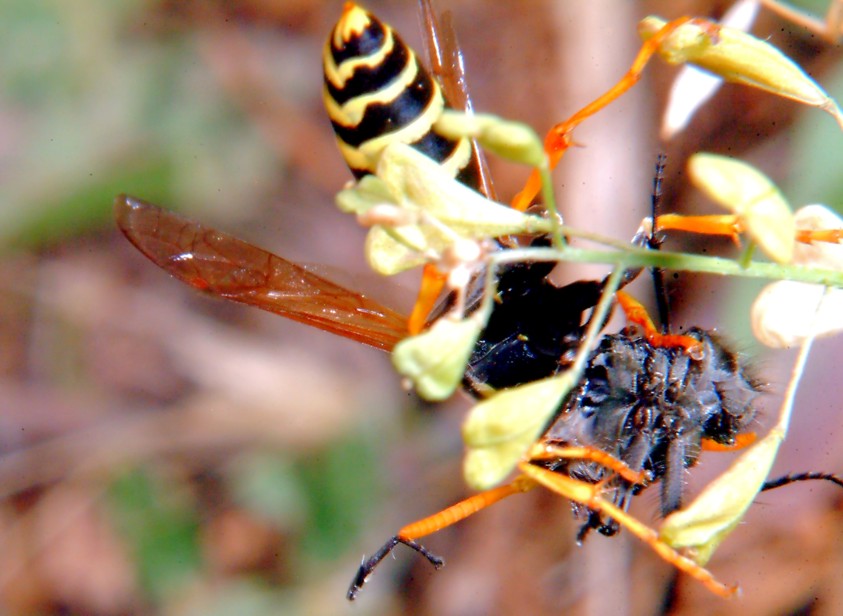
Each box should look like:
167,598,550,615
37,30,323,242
761,472,843,492
648,154,670,332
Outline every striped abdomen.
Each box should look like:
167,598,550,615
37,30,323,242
323,2,478,187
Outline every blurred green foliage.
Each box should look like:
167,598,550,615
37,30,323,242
0,0,277,249
294,431,382,562
107,467,203,602
103,432,386,613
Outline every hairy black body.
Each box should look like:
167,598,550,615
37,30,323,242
544,327,762,535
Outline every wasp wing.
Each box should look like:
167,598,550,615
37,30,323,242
418,0,496,200
114,195,408,351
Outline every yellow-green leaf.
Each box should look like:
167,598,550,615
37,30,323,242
462,372,578,489
392,317,482,401
660,427,783,564
640,15,843,129
688,153,795,263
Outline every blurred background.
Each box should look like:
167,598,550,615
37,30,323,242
1,0,843,614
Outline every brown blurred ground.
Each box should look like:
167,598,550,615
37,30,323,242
0,1,842,615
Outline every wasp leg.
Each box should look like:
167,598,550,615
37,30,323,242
347,536,444,600
349,442,656,599
796,228,843,244
529,443,652,486
656,214,843,247
616,291,704,359
660,429,690,516
701,432,757,452
518,461,738,598
347,477,536,599
408,263,448,335
585,426,656,539
655,213,743,242
511,16,703,212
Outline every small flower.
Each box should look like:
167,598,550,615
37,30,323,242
752,205,843,348
688,153,795,263
462,371,580,489
392,315,483,401
660,0,760,139
640,14,843,129
336,142,550,275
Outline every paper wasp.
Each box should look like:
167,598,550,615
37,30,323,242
117,0,843,604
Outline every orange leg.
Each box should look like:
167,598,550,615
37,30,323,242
701,432,757,452
408,263,448,335
616,290,704,359
511,16,707,212
656,214,743,242
348,444,654,599
398,476,535,540
518,462,738,598
347,476,536,599
796,228,843,244
656,214,843,247
529,443,651,485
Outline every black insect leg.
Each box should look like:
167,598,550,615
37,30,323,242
761,472,843,492
660,431,688,516
578,421,655,539
347,536,444,600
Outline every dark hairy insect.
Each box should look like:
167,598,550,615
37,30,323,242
545,326,762,538
534,158,762,538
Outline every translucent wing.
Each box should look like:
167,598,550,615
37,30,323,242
418,0,496,200
115,195,408,351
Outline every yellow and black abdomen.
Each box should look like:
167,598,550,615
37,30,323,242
323,2,477,187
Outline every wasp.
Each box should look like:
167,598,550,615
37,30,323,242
116,0,843,604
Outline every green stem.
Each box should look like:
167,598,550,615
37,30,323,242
537,159,565,249
738,241,757,269
489,244,843,288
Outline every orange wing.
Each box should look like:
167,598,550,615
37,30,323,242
114,195,408,351
418,0,495,201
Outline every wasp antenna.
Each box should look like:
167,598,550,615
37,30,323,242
649,153,671,332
